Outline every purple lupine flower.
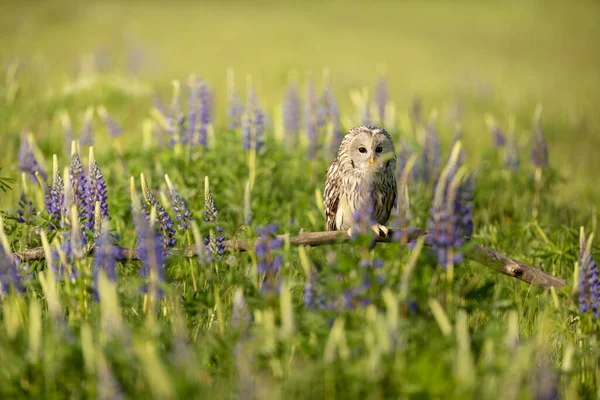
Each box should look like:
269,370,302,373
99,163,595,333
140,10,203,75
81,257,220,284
47,167,65,223
227,69,244,131
255,223,283,294
396,142,419,183
320,81,342,157
165,176,193,231
69,144,88,224
0,247,25,298
84,150,109,232
203,177,225,259
531,107,549,169
283,83,301,139
242,87,264,151
304,78,319,159
411,96,422,124
133,207,164,299
92,223,118,300
421,116,441,183
504,131,519,171
578,230,599,317
185,79,200,146
141,175,176,253
426,143,470,268
18,133,46,182
16,192,36,224
456,173,475,239
166,85,185,147
97,106,123,137
199,81,213,147
60,111,74,156
485,114,506,147
374,75,389,126
79,107,94,147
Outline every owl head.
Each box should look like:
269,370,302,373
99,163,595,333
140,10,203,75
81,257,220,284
345,125,396,172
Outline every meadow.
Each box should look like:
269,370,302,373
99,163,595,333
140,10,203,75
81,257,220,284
0,1,599,398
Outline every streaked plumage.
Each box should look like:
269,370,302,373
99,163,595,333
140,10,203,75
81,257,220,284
324,125,397,232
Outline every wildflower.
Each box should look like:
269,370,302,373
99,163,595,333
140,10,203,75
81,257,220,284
421,112,441,183
185,77,212,147
255,223,283,293
164,175,193,231
484,113,506,147
242,85,265,151
320,77,342,157
283,82,301,139
304,77,319,159
530,105,549,169
92,223,118,300
503,116,519,171
185,78,200,146
134,207,164,299
80,106,95,147
374,75,389,126
84,148,109,232
227,69,244,130
397,142,419,183
427,142,473,268
97,106,124,137
69,142,88,222
578,229,599,317
45,157,65,223
0,245,25,298
18,133,46,182
16,181,36,225
203,177,225,259
166,81,185,147
140,173,176,253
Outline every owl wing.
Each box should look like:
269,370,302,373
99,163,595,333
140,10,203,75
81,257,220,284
323,159,342,231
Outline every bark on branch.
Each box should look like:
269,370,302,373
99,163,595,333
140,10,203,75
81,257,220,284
13,228,566,289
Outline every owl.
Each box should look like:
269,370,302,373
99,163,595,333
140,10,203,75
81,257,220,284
323,125,397,235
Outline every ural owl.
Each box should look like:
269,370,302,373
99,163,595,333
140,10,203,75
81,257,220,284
323,125,397,234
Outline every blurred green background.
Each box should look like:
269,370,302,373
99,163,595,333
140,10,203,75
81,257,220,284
2,0,599,200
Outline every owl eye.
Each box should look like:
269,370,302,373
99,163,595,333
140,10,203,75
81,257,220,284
375,146,383,153
358,147,367,153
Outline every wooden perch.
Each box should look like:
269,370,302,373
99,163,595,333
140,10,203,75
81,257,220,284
13,228,566,289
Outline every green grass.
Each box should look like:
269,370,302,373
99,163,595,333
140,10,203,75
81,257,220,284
1,0,599,398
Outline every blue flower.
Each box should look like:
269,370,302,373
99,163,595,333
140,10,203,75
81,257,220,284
203,178,225,259
578,229,599,317
304,78,319,159
165,176,193,231
18,133,46,182
242,87,264,151
283,83,301,139
255,224,283,294
69,146,88,224
92,224,119,300
134,208,164,299
141,176,176,253
0,247,25,298
84,151,109,232
16,192,36,225
374,75,389,126
531,105,549,169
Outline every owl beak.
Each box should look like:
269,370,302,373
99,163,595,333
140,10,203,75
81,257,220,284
369,156,375,166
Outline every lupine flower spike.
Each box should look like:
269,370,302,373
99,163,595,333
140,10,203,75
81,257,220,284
79,106,95,146
503,115,519,171
531,104,549,169
69,141,88,222
242,78,264,151
427,141,472,273
304,74,319,159
18,132,46,182
374,74,389,126
203,176,225,259
421,110,441,183
166,80,185,147
134,205,165,302
283,81,301,146
45,155,65,224
0,217,25,298
84,147,109,232
60,110,74,155
92,221,118,300
577,228,599,317
320,70,342,158
227,68,244,131
165,174,193,231
484,113,506,147
97,106,124,138
16,173,37,225
140,173,176,253
255,223,283,294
